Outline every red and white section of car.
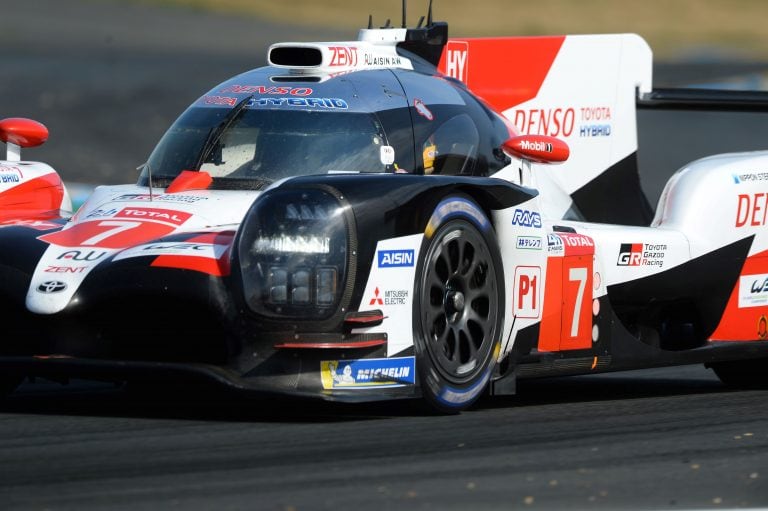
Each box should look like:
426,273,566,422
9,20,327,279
0,118,72,222
439,34,651,220
0,118,263,316
653,151,768,341
437,33,768,356
25,183,258,314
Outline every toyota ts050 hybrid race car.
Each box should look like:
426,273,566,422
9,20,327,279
2,10,768,412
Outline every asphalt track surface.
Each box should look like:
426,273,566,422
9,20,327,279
1,365,767,510
2,1,768,509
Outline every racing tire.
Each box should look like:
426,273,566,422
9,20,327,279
710,357,768,388
414,198,504,413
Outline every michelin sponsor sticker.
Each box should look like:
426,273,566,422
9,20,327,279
320,357,415,389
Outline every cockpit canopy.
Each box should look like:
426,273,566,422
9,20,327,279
138,63,511,189
145,107,390,186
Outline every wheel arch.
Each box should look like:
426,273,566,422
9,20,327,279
275,174,535,314
412,193,507,412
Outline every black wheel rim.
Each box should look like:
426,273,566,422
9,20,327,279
421,221,498,384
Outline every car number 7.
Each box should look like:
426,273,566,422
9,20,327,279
568,266,587,338
81,220,141,246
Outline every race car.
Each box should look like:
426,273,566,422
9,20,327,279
1,10,768,412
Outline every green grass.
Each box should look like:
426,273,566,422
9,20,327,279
131,0,768,58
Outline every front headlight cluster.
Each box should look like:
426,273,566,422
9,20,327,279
238,188,349,319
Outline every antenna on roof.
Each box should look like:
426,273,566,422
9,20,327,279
394,0,447,66
382,18,391,28
401,0,407,28
368,14,373,29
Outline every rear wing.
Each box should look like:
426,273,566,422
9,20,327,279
638,88,768,111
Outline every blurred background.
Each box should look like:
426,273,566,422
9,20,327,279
1,0,767,203
145,0,768,59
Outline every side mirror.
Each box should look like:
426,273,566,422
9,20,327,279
502,134,569,164
0,118,49,162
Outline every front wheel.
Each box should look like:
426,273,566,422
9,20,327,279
414,202,504,413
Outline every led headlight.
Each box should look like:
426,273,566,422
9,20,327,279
238,187,349,319
254,235,330,254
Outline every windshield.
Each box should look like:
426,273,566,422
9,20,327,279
140,106,391,187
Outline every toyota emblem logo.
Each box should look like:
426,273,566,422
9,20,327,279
37,281,68,293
